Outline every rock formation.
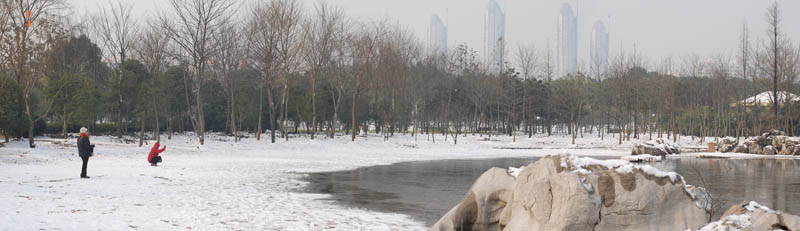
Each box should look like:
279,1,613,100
631,138,681,156
430,154,710,231
717,130,800,155
699,201,800,231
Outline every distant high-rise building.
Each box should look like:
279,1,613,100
590,21,609,77
429,14,448,57
485,0,505,74
558,3,577,78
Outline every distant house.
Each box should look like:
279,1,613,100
732,91,800,107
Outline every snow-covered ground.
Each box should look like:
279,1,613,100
0,132,721,230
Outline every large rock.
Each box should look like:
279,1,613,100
717,137,738,153
763,145,777,155
631,138,681,156
699,201,800,231
430,155,710,231
430,167,516,231
730,130,800,156
732,144,749,153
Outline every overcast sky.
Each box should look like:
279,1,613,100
71,0,800,66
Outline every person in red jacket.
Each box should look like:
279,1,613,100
148,142,166,166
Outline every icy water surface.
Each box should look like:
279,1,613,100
303,157,800,226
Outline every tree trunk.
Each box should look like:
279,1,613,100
282,76,290,142
267,81,277,143
230,86,237,143
197,78,205,145
257,80,264,141
310,73,317,140
351,82,359,142
62,104,67,139
139,119,145,147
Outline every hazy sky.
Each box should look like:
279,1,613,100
71,0,800,67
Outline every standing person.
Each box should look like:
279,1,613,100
77,127,95,179
148,142,166,166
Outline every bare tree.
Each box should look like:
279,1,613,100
302,0,344,140
93,1,138,139
210,23,244,142
2,0,65,148
737,22,751,139
161,0,235,145
350,21,387,141
764,2,782,122
326,20,352,139
135,21,170,144
246,1,278,142
270,0,304,142
514,43,537,138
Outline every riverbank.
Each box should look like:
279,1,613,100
0,132,765,230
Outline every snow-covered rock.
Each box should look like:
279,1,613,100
717,137,738,153
430,154,710,231
621,154,661,162
763,145,777,155
699,201,800,231
631,138,681,156
718,130,800,156
430,167,516,231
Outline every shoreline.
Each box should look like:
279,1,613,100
2,133,797,230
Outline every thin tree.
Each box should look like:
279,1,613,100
270,0,304,142
302,0,344,140
246,1,278,143
350,21,386,141
93,1,138,139
765,2,782,123
135,20,169,144
161,0,235,145
211,23,244,142
514,43,537,138
737,22,751,139
3,0,65,148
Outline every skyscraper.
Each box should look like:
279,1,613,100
485,0,505,74
429,14,448,57
590,21,609,77
558,3,577,78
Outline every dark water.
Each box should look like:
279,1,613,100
303,157,800,227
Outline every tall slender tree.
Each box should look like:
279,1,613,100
93,1,138,139
161,0,235,145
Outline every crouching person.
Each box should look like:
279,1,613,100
77,127,95,179
148,142,166,166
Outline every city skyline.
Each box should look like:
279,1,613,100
591,21,609,77
484,0,505,73
70,0,800,71
558,3,578,78
429,14,448,57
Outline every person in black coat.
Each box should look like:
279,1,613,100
77,127,95,179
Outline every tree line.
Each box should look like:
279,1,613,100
1,0,799,148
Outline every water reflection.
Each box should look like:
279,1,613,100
303,157,800,226
651,158,800,218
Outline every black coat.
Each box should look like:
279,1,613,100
77,135,94,158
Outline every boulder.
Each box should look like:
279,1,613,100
732,144,749,153
431,155,710,231
631,138,680,156
778,143,795,155
699,201,800,231
763,129,785,137
430,167,516,231
717,137,738,153
762,145,776,155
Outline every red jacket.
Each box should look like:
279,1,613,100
148,142,166,162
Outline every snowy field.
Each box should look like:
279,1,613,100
1,132,715,230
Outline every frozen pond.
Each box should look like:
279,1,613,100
303,156,800,226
